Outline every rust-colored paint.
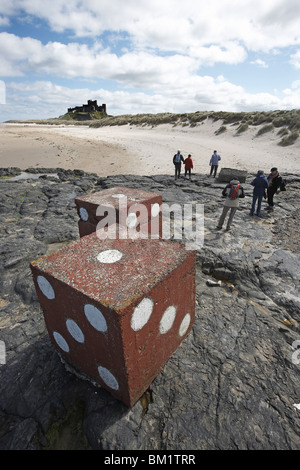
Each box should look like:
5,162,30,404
75,186,162,238
30,234,196,407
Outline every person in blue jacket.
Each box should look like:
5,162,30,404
249,170,268,217
209,150,221,177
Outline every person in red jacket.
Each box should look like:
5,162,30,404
184,154,194,180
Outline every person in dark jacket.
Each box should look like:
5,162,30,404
249,170,268,217
173,150,185,180
266,167,284,211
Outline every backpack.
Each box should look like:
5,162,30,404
280,179,287,191
228,183,240,200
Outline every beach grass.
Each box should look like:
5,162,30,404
278,131,300,146
5,109,300,145
256,123,274,136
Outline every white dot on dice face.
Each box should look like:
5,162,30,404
159,306,177,334
53,331,69,353
126,212,137,228
98,366,119,390
131,297,153,331
96,249,123,263
66,319,85,343
179,313,191,337
37,275,55,300
79,207,89,221
84,304,107,332
151,203,160,218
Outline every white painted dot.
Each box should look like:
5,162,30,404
126,212,137,228
84,304,107,332
66,319,85,343
179,313,191,337
159,306,177,334
79,207,89,221
131,297,153,331
151,203,160,218
37,275,55,300
53,331,69,353
97,249,123,263
98,366,119,390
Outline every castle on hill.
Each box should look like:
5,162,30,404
68,100,106,114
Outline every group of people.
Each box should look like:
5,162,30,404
173,149,222,181
172,148,285,232
173,150,194,180
217,167,286,231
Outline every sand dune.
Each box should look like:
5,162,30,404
0,120,299,177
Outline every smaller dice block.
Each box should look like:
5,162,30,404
30,235,196,407
75,186,162,239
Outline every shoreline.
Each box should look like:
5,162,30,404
1,121,300,177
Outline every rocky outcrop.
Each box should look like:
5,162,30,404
218,167,247,183
0,168,299,450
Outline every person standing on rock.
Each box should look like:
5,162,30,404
184,154,194,180
173,150,185,180
249,170,268,217
216,177,245,231
209,150,221,177
266,167,285,211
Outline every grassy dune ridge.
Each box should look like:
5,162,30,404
6,109,300,146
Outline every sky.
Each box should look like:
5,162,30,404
0,0,300,121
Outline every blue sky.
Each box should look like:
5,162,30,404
0,0,300,122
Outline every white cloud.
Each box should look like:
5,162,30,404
250,59,269,68
0,16,9,26
2,0,300,52
290,50,300,68
1,80,168,119
0,33,44,76
1,1,300,120
291,80,300,89
188,42,247,65
2,74,300,123
0,32,199,87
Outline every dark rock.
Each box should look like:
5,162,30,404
218,167,247,183
0,169,300,450
0,167,21,177
25,167,61,174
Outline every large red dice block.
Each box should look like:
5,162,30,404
30,234,196,407
75,186,162,239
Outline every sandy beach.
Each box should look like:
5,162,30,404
0,120,299,177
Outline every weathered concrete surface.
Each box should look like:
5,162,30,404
30,234,196,407
0,168,299,450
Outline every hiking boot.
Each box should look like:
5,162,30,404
249,211,254,216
